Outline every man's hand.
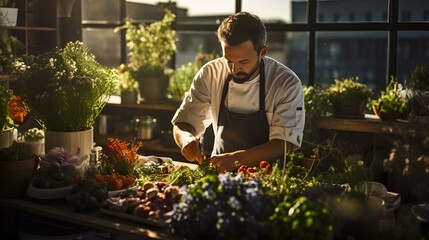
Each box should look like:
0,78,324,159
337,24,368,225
208,153,238,173
181,137,205,164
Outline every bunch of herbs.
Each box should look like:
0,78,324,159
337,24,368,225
10,41,118,131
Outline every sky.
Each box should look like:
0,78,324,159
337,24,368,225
127,0,293,22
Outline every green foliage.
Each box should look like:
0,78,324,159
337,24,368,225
409,63,429,91
117,64,138,92
11,41,118,131
168,62,197,98
169,51,218,98
0,29,24,74
407,64,429,116
0,82,13,130
116,10,177,81
371,76,407,116
0,141,32,161
21,127,44,141
303,85,330,141
268,196,333,240
325,76,373,103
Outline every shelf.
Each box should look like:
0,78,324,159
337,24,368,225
104,102,180,112
6,26,57,31
314,114,428,138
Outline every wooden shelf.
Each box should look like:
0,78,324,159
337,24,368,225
314,114,428,138
104,102,180,112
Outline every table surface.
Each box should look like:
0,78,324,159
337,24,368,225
0,197,176,239
0,160,198,239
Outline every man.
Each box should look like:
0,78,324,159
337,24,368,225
171,12,304,172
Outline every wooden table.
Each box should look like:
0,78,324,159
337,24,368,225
0,160,197,239
0,197,176,239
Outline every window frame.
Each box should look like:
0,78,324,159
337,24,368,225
80,0,428,87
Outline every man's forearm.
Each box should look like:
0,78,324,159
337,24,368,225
173,122,197,149
232,139,294,166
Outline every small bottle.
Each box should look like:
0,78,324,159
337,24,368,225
85,149,99,177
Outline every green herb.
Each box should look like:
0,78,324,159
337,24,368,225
11,41,118,131
116,10,177,81
0,141,32,161
21,127,44,141
325,76,373,103
371,76,407,116
0,82,13,131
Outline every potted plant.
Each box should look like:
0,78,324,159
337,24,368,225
0,81,13,134
407,63,429,124
0,83,27,148
10,41,118,163
20,127,45,156
325,77,373,119
371,76,407,121
116,9,177,103
27,147,83,199
0,141,35,197
117,63,139,104
91,138,141,194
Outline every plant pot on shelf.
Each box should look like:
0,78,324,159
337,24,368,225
332,99,367,119
372,105,400,122
44,128,93,176
0,157,36,198
138,76,169,103
0,7,18,27
0,128,15,149
24,139,45,156
120,90,138,104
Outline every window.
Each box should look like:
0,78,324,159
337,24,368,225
80,0,429,93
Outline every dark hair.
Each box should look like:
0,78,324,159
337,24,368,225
217,12,266,52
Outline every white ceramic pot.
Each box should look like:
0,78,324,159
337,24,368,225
24,139,45,156
0,128,15,149
44,128,94,168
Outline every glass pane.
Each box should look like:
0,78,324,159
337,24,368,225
82,0,120,24
82,28,121,67
176,31,309,85
315,31,388,92
268,32,309,84
126,1,170,22
130,0,234,24
398,0,429,22
317,0,388,23
176,31,221,68
242,0,307,24
397,31,429,85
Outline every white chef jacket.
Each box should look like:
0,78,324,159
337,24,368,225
171,56,305,149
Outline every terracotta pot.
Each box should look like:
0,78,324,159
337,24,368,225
372,105,399,122
0,157,36,198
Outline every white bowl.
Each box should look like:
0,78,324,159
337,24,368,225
27,183,73,200
108,182,139,197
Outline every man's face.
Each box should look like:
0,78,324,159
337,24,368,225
222,40,265,84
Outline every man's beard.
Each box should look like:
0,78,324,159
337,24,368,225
231,60,260,84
